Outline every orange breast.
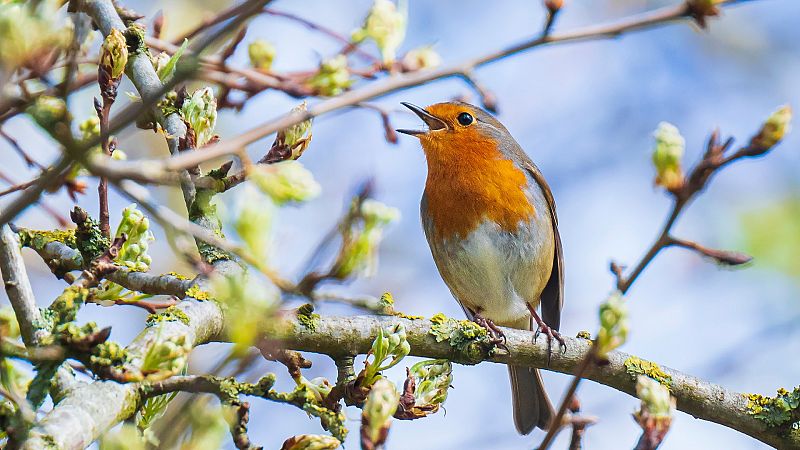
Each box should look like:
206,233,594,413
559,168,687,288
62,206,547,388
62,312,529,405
422,132,534,241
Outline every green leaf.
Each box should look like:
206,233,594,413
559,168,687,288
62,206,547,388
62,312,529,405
157,39,188,81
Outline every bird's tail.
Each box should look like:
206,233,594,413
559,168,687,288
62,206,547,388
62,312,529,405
508,365,554,434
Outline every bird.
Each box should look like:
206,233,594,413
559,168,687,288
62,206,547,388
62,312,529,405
397,101,564,434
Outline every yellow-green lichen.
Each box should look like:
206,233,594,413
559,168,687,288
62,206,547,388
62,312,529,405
73,208,111,262
189,189,233,264
268,379,347,441
185,285,211,301
166,271,191,280
428,313,493,364
146,306,190,326
17,228,77,251
297,304,320,331
39,434,59,450
624,356,672,388
124,23,148,56
395,312,424,320
48,286,89,324
576,330,592,340
197,244,233,264
379,292,394,308
746,387,800,428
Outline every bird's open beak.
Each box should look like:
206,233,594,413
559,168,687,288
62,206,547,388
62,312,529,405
396,102,448,136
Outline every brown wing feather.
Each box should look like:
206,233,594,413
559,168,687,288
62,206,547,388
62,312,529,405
523,162,563,331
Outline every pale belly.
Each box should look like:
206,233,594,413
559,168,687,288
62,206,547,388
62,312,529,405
427,219,554,327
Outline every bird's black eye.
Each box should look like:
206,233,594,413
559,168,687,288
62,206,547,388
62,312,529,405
457,112,474,126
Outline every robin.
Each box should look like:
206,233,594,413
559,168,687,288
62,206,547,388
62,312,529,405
398,101,564,434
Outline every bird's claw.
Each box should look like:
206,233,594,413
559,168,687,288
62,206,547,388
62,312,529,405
473,315,508,352
534,322,566,364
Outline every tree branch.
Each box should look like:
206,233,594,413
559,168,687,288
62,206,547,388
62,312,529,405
92,0,751,181
26,240,192,298
272,315,796,449
25,309,796,448
0,225,41,345
20,260,235,450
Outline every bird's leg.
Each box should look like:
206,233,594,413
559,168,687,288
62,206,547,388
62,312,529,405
472,311,508,351
527,304,566,360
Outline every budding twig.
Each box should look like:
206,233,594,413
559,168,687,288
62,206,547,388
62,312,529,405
92,0,752,182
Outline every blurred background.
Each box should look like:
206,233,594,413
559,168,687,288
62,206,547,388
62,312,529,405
2,0,799,448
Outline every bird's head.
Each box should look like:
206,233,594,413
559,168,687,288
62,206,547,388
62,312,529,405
397,101,514,164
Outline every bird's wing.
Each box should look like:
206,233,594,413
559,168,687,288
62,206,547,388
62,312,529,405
522,161,563,331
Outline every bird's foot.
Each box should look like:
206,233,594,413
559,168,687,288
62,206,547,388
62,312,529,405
534,319,566,361
526,306,566,365
472,314,508,351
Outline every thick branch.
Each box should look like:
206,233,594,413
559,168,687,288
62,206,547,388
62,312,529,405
20,260,235,450
274,315,797,449
0,225,41,345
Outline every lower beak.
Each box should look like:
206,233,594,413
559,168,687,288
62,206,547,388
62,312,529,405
397,102,448,136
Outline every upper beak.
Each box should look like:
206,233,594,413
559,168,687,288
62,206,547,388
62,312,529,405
396,102,448,136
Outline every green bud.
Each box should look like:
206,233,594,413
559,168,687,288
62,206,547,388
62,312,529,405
296,376,334,404
308,55,353,96
409,359,452,412
352,0,407,65
635,375,675,418
273,101,313,160
280,434,341,450
141,334,191,381
633,375,675,439
210,272,280,351
100,28,129,79
652,121,685,192
402,45,441,71
99,423,146,450
79,116,101,140
749,105,792,154
250,160,321,205
248,39,276,71
335,199,400,278
0,0,72,73
0,306,20,339
361,199,401,225
28,95,68,129
233,184,274,263
183,404,229,450
153,52,171,77
362,378,399,446
364,323,410,385
181,87,218,146
596,291,628,358
156,39,188,82
114,204,155,271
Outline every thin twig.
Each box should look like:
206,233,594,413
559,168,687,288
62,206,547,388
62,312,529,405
0,178,38,197
263,8,380,64
0,128,45,169
94,0,746,179
96,97,114,238
537,349,596,450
